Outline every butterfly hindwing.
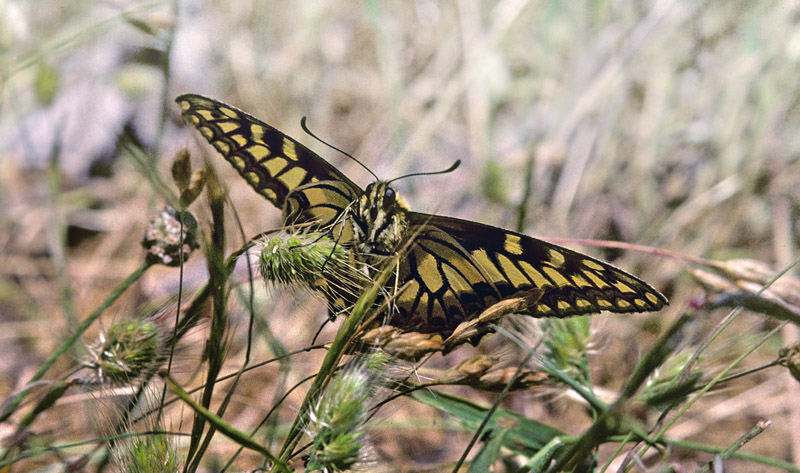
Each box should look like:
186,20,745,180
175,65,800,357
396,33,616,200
176,94,361,214
283,180,360,235
391,213,667,334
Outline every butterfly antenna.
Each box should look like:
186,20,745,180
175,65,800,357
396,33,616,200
301,117,379,181
387,160,461,185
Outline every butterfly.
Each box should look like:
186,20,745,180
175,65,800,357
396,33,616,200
176,94,667,338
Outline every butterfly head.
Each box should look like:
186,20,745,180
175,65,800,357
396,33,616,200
356,182,409,255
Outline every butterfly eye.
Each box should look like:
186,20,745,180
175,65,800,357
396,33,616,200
366,183,375,193
369,203,378,220
384,188,395,206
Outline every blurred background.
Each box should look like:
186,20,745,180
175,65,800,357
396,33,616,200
2,1,800,471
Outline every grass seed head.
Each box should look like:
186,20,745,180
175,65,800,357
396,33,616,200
141,206,200,267
257,231,348,287
84,318,163,384
114,431,179,473
306,358,383,472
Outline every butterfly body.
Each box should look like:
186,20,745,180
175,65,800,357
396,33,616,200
353,182,409,258
177,94,667,337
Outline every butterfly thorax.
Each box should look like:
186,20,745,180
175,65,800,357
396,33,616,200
353,182,409,258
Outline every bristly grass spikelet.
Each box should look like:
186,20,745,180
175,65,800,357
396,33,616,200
256,229,373,314
540,317,593,386
113,426,180,473
83,317,165,385
305,355,387,472
257,231,347,287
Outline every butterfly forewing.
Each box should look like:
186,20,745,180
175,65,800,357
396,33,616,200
176,94,361,213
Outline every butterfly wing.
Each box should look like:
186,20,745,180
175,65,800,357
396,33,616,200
176,94,362,220
392,212,667,335
177,94,367,314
